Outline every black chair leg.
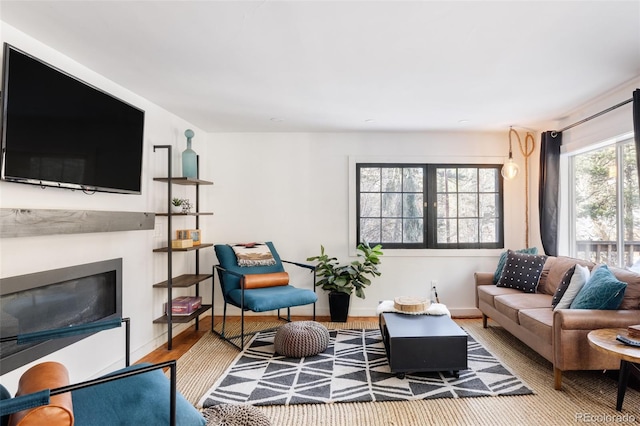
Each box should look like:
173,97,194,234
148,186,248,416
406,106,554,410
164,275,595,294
221,303,228,337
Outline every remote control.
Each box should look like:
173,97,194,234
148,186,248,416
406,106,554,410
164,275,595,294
616,334,640,347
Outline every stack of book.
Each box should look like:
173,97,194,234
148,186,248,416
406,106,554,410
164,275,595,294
628,324,640,339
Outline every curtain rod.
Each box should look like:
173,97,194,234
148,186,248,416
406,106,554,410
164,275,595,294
557,97,633,133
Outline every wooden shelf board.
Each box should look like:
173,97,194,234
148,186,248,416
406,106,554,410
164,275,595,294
153,273,213,288
153,243,213,253
153,305,212,324
153,177,213,185
155,212,213,217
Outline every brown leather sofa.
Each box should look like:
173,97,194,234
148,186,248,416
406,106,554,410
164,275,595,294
476,255,640,390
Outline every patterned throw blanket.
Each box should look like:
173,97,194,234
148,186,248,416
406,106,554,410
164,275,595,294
231,243,276,267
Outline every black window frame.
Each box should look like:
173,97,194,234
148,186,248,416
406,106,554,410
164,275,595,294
356,163,504,249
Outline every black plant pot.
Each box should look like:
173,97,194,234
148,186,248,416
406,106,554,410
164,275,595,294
328,291,351,322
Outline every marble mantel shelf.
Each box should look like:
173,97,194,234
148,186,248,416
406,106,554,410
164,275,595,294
0,208,155,238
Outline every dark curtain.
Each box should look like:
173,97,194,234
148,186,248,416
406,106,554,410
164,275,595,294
538,131,562,256
634,89,640,193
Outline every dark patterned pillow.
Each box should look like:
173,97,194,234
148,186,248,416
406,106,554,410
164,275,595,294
496,250,547,293
551,265,575,307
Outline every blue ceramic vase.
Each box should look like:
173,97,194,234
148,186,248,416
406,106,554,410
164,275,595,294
182,129,197,178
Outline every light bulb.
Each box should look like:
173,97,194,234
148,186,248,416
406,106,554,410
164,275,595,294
501,158,519,180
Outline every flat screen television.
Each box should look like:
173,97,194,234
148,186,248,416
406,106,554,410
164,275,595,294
0,43,145,194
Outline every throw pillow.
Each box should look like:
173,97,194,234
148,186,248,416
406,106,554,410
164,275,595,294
570,264,628,310
554,264,590,310
493,247,539,284
551,265,575,308
496,250,547,293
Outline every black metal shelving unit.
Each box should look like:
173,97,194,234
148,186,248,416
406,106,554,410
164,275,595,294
152,145,213,349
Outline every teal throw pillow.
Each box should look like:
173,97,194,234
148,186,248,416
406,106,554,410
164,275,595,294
570,264,627,310
494,247,538,284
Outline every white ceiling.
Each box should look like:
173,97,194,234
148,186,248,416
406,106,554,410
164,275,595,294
1,0,639,133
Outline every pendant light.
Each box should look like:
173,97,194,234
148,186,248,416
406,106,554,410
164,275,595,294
501,127,520,180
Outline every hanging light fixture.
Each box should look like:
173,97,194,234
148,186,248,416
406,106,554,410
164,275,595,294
501,127,520,180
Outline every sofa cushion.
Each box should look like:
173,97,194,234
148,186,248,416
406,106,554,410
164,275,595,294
494,293,553,324
496,250,547,293
570,265,627,310
554,264,590,310
540,256,595,296
477,285,522,308
518,308,554,345
551,265,575,308
493,247,538,284
610,266,640,310
72,363,205,426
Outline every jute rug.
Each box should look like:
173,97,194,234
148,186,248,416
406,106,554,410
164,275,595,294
176,319,640,425
198,328,532,407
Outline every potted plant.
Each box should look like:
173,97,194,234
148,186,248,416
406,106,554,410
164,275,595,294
307,242,383,322
171,198,183,214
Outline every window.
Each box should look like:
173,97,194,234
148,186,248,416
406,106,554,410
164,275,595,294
570,137,640,267
357,163,503,249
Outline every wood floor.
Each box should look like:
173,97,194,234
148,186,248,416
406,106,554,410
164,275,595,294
136,315,379,364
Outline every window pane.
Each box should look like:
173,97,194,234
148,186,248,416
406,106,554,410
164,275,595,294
436,168,457,192
382,193,402,217
458,168,477,192
360,193,381,217
458,219,479,243
382,218,402,242
403,168,423,192
574,145,617,263
360,219,380,243
458,193,478,218
480,218,497,243
479,193,498,218
437,219,457,243
360,168,380,191
623,142,640,267
437,194,457,218
381,168,402,192
479,168,498,192
403,219,423,242
403,193,423,218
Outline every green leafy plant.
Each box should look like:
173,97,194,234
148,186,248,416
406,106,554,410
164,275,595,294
306,242,383,299
171,198,183,206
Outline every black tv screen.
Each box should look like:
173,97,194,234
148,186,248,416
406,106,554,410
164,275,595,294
1,44,145,194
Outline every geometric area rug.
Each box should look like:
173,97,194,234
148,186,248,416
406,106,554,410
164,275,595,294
198,328,533,407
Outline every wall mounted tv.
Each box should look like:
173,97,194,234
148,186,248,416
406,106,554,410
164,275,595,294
1,43,145,194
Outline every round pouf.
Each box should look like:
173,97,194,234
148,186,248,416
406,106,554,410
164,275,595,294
202,405,271,426
274,321,330,358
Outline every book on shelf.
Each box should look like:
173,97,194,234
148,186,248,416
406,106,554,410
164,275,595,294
163,296,202,316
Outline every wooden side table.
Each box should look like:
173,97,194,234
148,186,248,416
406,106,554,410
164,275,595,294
588,328,640,411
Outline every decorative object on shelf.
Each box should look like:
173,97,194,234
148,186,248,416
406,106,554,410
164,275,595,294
181,199,192,213
306,242,383,322
177,229,201,245
171,198,183,214
182,129,197,178
171,239,193,248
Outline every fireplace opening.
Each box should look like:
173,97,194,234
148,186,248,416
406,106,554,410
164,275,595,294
0,258,122,375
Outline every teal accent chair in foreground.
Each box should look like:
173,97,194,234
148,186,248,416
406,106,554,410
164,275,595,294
0,318,205,426
213,242,317,350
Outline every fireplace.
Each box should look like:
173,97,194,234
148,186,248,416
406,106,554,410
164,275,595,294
0,258,122,375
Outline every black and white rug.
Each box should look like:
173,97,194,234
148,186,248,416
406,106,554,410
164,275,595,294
199,328,533,407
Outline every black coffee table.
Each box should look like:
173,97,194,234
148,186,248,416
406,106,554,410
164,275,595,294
379,312,468,378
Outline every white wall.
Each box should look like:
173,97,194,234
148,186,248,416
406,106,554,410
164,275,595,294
199,131,536,319
0,23,211,393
